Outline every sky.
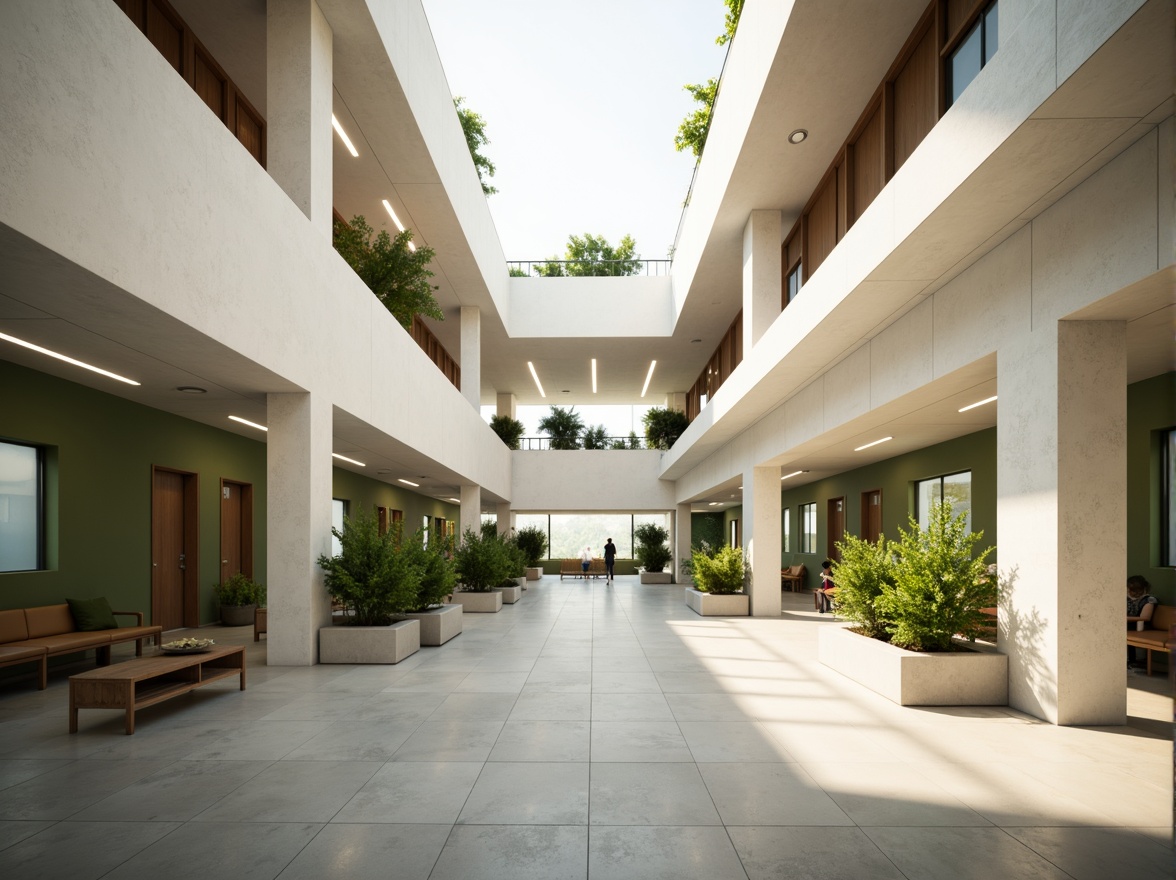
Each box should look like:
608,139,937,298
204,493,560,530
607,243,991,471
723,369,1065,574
420,0,729,263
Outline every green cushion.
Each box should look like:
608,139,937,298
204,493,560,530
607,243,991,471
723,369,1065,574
67,597,118,632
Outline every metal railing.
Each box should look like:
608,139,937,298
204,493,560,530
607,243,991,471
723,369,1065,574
507,259,672,278
519,436,646,451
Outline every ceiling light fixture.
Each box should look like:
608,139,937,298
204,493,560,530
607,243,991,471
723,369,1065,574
397,478,420,487
228,415,268,432
708,502,720,506
527,361,546,398
448,497,460,504
781,470,807,480
958,395,998,413
788,129,808,144
175,386,206,394
0,332,141,386
382,198,417,252
591,358,597,394
331,115,359,157
332,453,366,467
640,360,657,398
854,436,893,452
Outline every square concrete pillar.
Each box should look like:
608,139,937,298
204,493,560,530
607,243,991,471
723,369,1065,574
675,503,693,584
496,502,514,537
998,320,1127,725
266,391,334,665
496,392,517,420
460,484,481,541
267,0,333,239
461,306,481,410
743,465,781,617
742,210,782,350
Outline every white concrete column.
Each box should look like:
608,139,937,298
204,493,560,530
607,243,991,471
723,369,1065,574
496,502,515,537
496,392,517,420
461,306,481,409
459,483,481,540
742,210,782,350
674,503,693,584
266,391,333,665
743,465,781,617
267,0,333,239
998,320,1127,725
665,392,687,413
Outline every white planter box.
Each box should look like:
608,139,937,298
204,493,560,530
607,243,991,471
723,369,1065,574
525,567,543,581
640,572,672,584
685,588,749,617
499,584,522,604
319,619,420,664
818,624,1008,706
451,590,503,613
515,576,528,591
403,604,463,646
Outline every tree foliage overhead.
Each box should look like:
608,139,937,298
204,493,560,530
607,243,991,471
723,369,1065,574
643,407,690,450
717,0,744,46
489,414,526,449
454,97,497,195
333,214,441,329
534,233,642,277
674,0,744,159
537,405,585,449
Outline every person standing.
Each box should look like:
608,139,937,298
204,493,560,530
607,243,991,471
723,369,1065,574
603,538,616,583
579,545,592,578
816,560,836,614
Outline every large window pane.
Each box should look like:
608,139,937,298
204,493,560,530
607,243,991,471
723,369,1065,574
0,441,40,572
942,471,972,532
550,513,633,559
948,21,982,107
983,3,999,64
1164,430,1176,566
915,478,940,531
782,507,791,553
514,514,550,558
800,503,816,554
330,498,347,557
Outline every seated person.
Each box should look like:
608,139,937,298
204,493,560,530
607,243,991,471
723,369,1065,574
580,546,592,575
1127,575,1156,670
815,560,835,614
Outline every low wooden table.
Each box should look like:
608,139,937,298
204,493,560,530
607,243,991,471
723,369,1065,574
69,645,245,735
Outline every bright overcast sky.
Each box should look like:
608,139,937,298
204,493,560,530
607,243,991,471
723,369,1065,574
420,0,729,262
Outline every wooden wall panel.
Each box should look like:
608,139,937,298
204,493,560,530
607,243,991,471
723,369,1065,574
234,97,265,166
804,175,838,281
892,24,938,172
145,0,183,74
945,0,978,41
851,105,884,222
194,47,227,122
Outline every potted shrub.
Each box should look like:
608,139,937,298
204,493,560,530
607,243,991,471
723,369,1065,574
642,407,689,450
537,405,584,449
401,527,463,646
634,522,673,583
451,528,510,612
515,525,548,581
214,572,265,626
818,502,1005,706
496,533,527,603
489,414,526,449
685,544,749,616
315,509,421,663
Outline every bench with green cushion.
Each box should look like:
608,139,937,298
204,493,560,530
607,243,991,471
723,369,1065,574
1126,604,1174,676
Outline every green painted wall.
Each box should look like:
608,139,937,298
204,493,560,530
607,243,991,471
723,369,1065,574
0,360,267,624
1127,372,1175,604
330,467,458,543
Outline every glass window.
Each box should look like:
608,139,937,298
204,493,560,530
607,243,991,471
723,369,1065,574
947,1,998,109
330,498,347,557
786,264,803,303
1163,429,1176,567
800,502,817,554
550,513,633,559
782,506,791,553
0,440,42,572
915,471,972,532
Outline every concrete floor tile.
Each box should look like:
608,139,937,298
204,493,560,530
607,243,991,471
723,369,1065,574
391,720,505,762
863,826,1075,880
591,692,674,721
459,762,589,824
589,762,720,825
678,721,795,762
1005,826,1174,880
334,761,483,824
588,826,747,880
430,824,588,880
510,691,592,721
729,826,907,880
194,760,381,823
276,824,451,880
0,820,180,880
699,762,855,826
489,720,591,762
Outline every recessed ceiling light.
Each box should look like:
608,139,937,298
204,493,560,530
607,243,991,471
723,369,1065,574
447,497,460,504
958,395,997,413
377,469,393,475
382,199,405,231
228,415,268,432
788,129,808,144
176,386,206,394
0,332,140,386
397,478,420,487
854,436,892,452
331,115,359,157
640,360,657,398
708,502,719,506
781,470,807,480
332,453,365,467
527,361,546,398
690,338,702,343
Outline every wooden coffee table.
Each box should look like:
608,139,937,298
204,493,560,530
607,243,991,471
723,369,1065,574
69,644,245,735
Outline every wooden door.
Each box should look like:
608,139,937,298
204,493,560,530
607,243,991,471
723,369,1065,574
861,489,882,543
827,497,845,561
152,467,197,630
220,479,253,580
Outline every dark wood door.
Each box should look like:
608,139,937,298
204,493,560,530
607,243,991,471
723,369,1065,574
220,479,253,580
861,489,882,543
152,470,185,631
827,497,845,561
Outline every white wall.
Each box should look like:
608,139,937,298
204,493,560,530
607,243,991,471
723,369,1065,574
510,450,676,512
508,276,674,338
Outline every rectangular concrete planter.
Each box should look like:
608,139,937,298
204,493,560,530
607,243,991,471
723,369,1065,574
403,604,463,646
515,576,528,591
685,587,749,617
451,590,503,613
640,571,672,584
319,619,420,664
499,584,522,604
525,568,542,581
818,624,1008,706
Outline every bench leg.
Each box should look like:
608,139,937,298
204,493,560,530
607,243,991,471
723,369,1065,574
38,657,47,690
1146,649,1153,677
96,645,110,667
135,638,144,657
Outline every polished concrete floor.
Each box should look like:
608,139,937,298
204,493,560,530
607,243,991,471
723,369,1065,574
0,578,1171,879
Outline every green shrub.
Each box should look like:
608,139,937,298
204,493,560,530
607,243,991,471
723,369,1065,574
316,509,420,625
879,503,996,651
489,414,526,449
633,522,672,573
453,528,514,592
583,425,608,449
643,407,689,450
400,527,457,611
690,544,747,594
831,533,893,639
214,572,265,607
514,525,548,567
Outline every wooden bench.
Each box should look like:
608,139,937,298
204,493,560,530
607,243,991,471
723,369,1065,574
559,558,606,579
781,565,806,592
0,604,162,690
1127,604,1174,676
254,607,267,641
